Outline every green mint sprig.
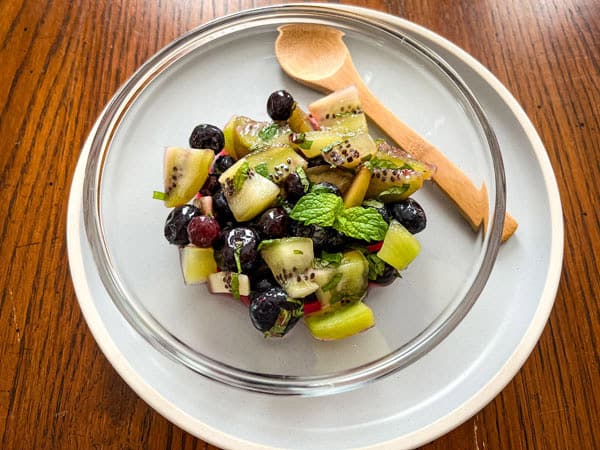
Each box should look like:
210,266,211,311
289,192,388,241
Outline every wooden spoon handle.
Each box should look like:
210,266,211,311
353,78,518,241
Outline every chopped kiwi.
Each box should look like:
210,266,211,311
208,271,250,298
343,166,371,208
315,249,369,309
221,167,280,222
222,116,292,159
290,129,345,159
163,147,214,208
321,133,377,169
366,167,423,203
305,165,354,194
377,220,421,270
219,145,307,185
304,301,375,340
260,237,320,298
288,103,314,133
374,141,435,180
179,246,217,284
308,85,368,133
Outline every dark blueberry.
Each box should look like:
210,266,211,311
199,174,220,196
257,207,289,239
283,172,305,202
291,222,329,252
164,205,202,245
249,287,303,337
213,154,234,175
213,189,234,222
389,198,427,234
252,277,278,297
363,200,391,223
266,90,295,121
323,228,347,252
189,123,225,152
187,215,221,248
371,263,399,286
220,227,260,273
307,156,328,168
310,181,342,197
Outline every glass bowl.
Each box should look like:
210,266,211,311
82,5,506,396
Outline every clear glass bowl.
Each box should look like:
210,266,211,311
83,5,506,396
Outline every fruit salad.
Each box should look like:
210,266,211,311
155,86,433,340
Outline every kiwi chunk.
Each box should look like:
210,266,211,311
315,249,369,309
222,167,280,222
163,147,214,208
343,166,371,208
374,141,435,180
288,103,314,133
179,246,217,284
309,85,368,133
290,130,344,159
304,301,375,340
219,145,307,186
222,116,291,159
366,167,423,203
305,166,354,194
260,237,320,298
377,220,421,270
322,133,377,169
208,271,250,298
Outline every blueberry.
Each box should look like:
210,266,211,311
249,287,303,337
220,227,260,273
310,182,342,197
283,172,305,202
213,154,234,175
323,228,347,252
164,205,202,245
257,207,289,239
213,189,234,222
199,173,220,196
267,90,295,121
290,222,329,252
371,263,398,286
388,198,427,234
189,124,225,152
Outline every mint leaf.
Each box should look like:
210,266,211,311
258,123,279,140
254,162,269,178
334,207,388,241
233,161,250,192
152,191,166,200
361,198,385,209
231,272,240,300
295,167,310,192
377,184,411,201
291,133,313,150
320,251,342,266
289,192,343,227
321,273,343,292
366,254,386,281
364,157,399,171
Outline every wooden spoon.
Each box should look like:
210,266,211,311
275,24,517,241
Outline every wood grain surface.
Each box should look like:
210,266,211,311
1,0,598,448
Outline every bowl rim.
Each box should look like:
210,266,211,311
81,4,506,396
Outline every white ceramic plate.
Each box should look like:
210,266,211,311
67,5,563,449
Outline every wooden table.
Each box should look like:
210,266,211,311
1,0,598,448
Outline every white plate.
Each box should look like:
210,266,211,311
67,5,563,449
